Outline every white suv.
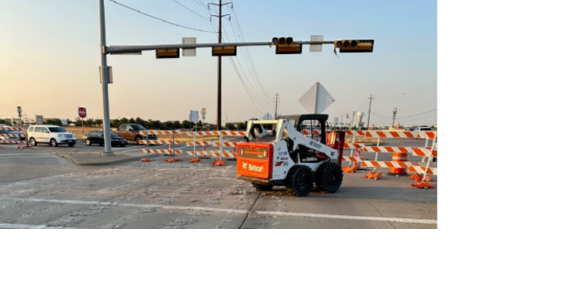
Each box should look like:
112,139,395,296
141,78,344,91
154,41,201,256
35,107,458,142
27,125,77,147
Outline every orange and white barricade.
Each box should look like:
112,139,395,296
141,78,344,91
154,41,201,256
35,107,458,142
0,126,26,148
184,130,245,162
139,139,183,157
344,129,437,185
140,149,182,155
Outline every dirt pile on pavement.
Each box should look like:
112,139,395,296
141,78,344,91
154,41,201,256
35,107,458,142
0,162,258,210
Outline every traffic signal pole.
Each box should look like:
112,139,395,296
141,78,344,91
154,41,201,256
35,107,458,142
99,0,113,155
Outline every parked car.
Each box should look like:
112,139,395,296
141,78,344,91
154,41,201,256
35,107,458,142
84,130,127,147
0,130,23,142
27,125,77,147
114,124,157,145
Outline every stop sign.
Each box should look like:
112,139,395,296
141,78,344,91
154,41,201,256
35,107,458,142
78,107,87,118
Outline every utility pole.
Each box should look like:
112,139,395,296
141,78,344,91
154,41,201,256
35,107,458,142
274,93,279,119
210,0,231,130
367,95,374,129
392,107,397,128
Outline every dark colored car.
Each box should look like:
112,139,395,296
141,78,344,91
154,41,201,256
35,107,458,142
84,130,127,147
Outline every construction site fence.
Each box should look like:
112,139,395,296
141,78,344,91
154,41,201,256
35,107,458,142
137,129,437,178
139,130,245,160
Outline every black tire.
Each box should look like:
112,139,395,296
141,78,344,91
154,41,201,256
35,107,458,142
50,138,58,147
68,143,75,147
135,137,142,145
285,165,314,197
85,139,91,146
120,144,125,147
252,183,274,191
30,138,37,146
315,161,343,193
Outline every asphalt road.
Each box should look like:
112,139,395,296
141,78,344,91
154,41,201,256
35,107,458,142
0,139,437,229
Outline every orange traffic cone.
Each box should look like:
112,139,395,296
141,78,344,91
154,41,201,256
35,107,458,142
141,158,151,162
364,171,382,179
411,182,434,189
190,158,200,163
342,166,357,173
213,159,226,166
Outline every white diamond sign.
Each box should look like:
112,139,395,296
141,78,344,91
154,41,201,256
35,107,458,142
298,82,335,113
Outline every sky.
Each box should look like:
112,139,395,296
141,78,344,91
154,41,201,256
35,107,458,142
0,0,437,127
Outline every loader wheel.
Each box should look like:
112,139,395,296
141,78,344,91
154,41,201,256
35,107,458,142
285,165,314,197
252,183,274,191
315,161,343,193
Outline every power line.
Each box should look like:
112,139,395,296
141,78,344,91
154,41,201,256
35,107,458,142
172,0,209,20
108,0,215,33
228,5,272,100
192,0,208,9
215,19,272,110
210,18,265,115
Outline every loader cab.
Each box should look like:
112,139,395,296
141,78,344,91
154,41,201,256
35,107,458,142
284,114,328,145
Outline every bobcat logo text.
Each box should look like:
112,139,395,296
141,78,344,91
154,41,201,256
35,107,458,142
242,162,264,173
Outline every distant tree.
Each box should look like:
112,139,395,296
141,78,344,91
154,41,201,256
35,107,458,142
94,119,103,126
163,121,173,129
153,120,162,129
86,118,94,127
134,117,145,126
197,120,203,127
181,120,190,129
172,120,181,129
0,119,5,124
111,119,120,128
236,122,246,130
66,118,71,125
127,117,134,123
225,123,235,130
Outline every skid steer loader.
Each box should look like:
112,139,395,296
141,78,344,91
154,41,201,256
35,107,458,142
236,114,345,196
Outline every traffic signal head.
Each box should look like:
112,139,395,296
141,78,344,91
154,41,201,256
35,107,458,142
212,46,237,56
272,37,301,54
271,37,294,46
156,48,180,59
334,39,374,53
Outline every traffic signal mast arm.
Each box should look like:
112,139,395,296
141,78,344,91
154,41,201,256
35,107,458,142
105,39,371,54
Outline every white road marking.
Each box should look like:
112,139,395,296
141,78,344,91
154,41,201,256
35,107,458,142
0,223,67,229
254,210,437,225
0,153,53,157
1,197,437,225
0,154,56,159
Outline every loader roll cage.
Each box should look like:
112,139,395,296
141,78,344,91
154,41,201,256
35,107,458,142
245,114,328,145
283,114,328,144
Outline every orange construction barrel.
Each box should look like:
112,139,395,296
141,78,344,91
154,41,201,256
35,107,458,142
389,152,408,175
